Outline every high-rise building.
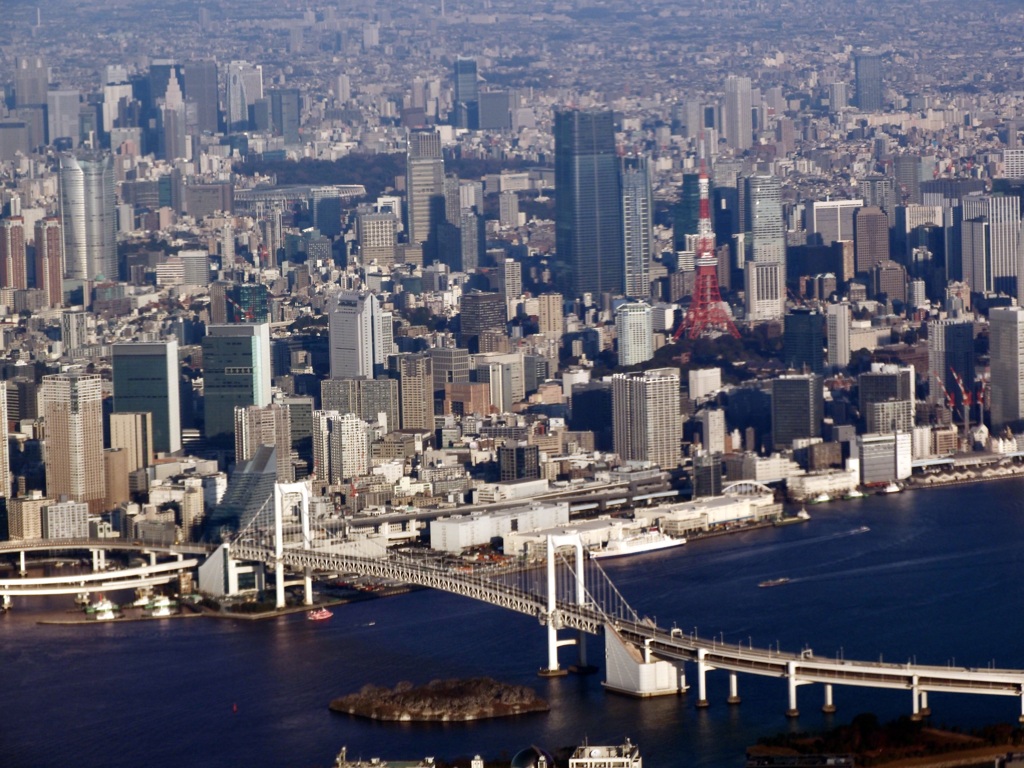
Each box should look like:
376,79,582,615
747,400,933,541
1004,149,1024,179
498,444,540,482
810,199,863,247
961,195,1020,296
357,211,398,266
859,363,915,434
747,174,785,264
460,291,506,352
698,409,727,454
615,302,654,366
269,89,301,144
109,412,155,473
328,291,391,379
59,152,117,281
927,318,975,407
47,90,81,147
537,293,564,338
498,190,520,228
312,411,370,484
554,107,624,297
405,129,445,253
112,341,182,455
201,324,272,442
894,155,923,205
692,452,723,498
499,259,523,317
0,217,27,289
234,404,293,482
42,372,106,514
34,217,63,308
0,387,9,502
621,154,652,298
826,302,852,370
453,57,479,130
389,353,434,430
782,308,825,374
771,374,823,450
321,377,399,433
13,56,48,108
723,76,753,151
872,260,907,303
744,260,785,321
471,352,525,413
854,205,890,274
854,52,884,111
183,59,220,134
612,368,681,470
859,175,897,213
428,347,470,399
226,61,263,131
989,307,1024,430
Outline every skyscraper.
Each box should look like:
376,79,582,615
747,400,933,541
405,129,445,256
460,291,506,352
859,363,915,434
328,291,392,379
109,412,154,473
47,90,81,147
746,174,786,264
0,217,27,290
621,154,652,298
321,378,399,433
453,57,479,130
59,152,117,281
615,302,654,366
269,89,301,144
782,308,825,374
42,372,106,514
961,194,1020,296
554,107,624,297
826,302,852,370
226,61,263,131
724,76,753,151
854,206,890,274
234,404,293,482
112,341,182,455
612,368,681,470
772,374,823,450
312,411,370,484
0,387,9,502
13,56,48,107
34,217,63,308
894,155,923,205
201,324,272,442
810,199,863,247
990,307,1024,430
183,59,220,134
927,318,975,407
855,52,884,111
389,353,434,430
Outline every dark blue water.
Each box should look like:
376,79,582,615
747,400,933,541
3,482,1024,768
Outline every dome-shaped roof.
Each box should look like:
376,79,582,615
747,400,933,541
510,745,556,768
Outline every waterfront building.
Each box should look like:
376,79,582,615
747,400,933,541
857,432,912,485
859,363,915,434
555,107,624,297
41,500,89,540
989,306,1024,430
927,318,975,408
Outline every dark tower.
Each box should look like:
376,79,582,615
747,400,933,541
554,107,624,298
453,57,479,130
855,52,884,112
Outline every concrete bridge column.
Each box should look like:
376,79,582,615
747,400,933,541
303,569,313,606
275,561,286,609
910,676,921,721
577,630,588,669
727,672,741,705
148,551,157,567
18,550,25,574
1019,690,1024,724
696,648,710,708
786,661,800,718
919,690,930,717
822,684,836,714
91,550,100,572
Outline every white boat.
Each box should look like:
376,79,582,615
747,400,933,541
589,530,686,560
809,493,831,504
148,596,174,617
844,489,867,500
879,482,902,494
92,597,118,621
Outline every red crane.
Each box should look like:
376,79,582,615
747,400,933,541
225,294,254,322
672,162,740,341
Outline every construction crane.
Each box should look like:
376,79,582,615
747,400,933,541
949,366,972,438
225,294,254,323
672,156,739,341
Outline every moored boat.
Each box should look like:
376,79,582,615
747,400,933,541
588,529,686,560
809,493,831,504
879,482,902,494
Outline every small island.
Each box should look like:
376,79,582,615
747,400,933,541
329,677,549,722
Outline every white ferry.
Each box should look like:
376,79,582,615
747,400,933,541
589,530,686,560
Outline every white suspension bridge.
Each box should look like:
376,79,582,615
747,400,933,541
3,483,1024,722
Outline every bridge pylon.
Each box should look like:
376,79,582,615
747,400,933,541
538,533,587,677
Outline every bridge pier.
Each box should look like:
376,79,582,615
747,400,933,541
18,550,25,574
911,676,922,721
727,671,741,705
786,661,800,718
91,549,106,572
920,690,930,717
148,551,157,567
695,648,710,708
303,569,313,606
1020,691,1024,724
822,683,836,714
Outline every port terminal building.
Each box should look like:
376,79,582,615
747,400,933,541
652,483,781,537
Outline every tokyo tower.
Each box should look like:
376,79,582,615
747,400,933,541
672,165,740,341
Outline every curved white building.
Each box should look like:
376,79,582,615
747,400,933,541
59,152,116,281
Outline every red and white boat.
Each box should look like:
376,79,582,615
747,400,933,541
307,607,333,621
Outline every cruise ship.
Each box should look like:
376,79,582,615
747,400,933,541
589,530,685,560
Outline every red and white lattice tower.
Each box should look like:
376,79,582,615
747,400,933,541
673,166,740,341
